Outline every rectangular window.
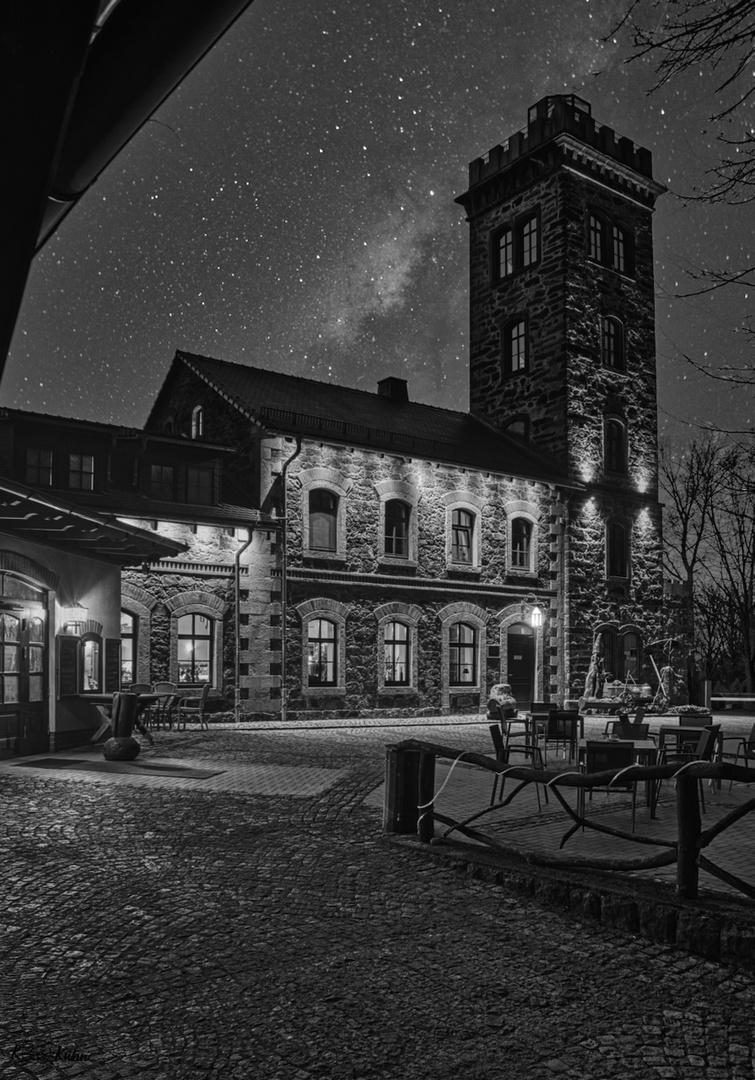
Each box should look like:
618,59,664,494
177,613,213,684
384,621,409,686
151,464,175,500
450,623,476,685
69,453,94,490
26,448,52,487
451,509,474,564
308,618,336,685
187,466,213,504
589,214,604,262
511,518,532,569
121,611,135,685
607,523,628,579
498,227,514,278
612,225,626,273
503,319,528,376
309,490,338,552
384,500,410,557
521,214,538,267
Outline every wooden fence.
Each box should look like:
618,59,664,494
384,739,755,901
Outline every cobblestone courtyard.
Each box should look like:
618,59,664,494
2,720,755,1079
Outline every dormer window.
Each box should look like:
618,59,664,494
69,454,94,491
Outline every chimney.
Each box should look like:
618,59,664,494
377,376,409,401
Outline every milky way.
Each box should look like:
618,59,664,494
8,0,754,442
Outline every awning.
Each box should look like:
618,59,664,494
0,477,186,564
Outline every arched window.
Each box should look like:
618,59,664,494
449,623,476,685
191,405,204,440
451,509,474,564
510,517,533,570
177,613,213,684
503,416,529,442
81,633,102,692
502,317,528,376
384,500,410,558
309,489,339,552
606,522,629,579
604,417,628,474
601,316,625,370
384,621,409,686
307,618,337,686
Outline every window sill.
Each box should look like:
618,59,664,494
303,685,346,697
303,552,347,564
378,686,416,696
446,564,482,577
378,556,418,570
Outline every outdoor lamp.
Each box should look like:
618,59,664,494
64,603,88,633
530,606,543,628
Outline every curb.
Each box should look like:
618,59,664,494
388,833,755,973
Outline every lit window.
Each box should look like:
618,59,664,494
187,466,213,504
191,406,204,440
309,489,338,552
81,635,101,692
493,211,539,281
503,318,528,375
384,500,410,557
151,465,175,500
606,522,629,579
69,454,94,491
384,621,409,686
604,418,627,474
589,214,604,262
121,611,136,685
26,448,52,487
177,613,213,684
451,509,474,564
308,618,336,686
601,316,625,370
450,623,476,685
511,518,533,570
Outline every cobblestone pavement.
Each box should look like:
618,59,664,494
3,719,755,1080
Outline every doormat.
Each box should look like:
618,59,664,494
10,758,224,780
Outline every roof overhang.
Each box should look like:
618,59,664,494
0,477,186,564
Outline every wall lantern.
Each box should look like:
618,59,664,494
64,603,88,634
530,606,543,629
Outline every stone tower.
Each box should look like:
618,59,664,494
455,94,665,489
456,96,668,701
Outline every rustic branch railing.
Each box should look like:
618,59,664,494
383,739,755,901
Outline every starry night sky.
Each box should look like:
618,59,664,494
7,0,755,442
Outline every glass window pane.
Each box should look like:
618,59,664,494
4,646,19,672
28,617,45,643
29,675,44,702
4,675,18,703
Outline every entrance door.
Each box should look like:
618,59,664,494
0,581,48,751
507,623,534,706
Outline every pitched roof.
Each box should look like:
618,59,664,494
174,351,573,485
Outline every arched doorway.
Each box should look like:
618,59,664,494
507,622,534,705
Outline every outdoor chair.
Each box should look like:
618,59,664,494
616,721,651,741
127,683,157,725
175,683,212,730
722,723,755,791
541,710,580,764
529,701,556,714
656,724,720,814
152,682,177,728
580,740,638,832
488,724,548,811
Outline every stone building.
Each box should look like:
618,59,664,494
141,94,666,720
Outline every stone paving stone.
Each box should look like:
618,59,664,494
1,718,755,1079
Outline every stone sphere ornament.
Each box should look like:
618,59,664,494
102,736,141,761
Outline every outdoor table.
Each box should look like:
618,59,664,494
80,691,164,743
578,737,658,816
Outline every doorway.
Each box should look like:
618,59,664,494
0,575,48,752
507,623,534,705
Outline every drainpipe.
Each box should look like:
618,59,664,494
234,524,255,723
278,435,302,723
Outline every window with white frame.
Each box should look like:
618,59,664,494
307,618,337,686
383,620,410,686
177,613,213,684
384,499,410,558
510,517,533,570
451,508,474,564
121,610,136,685
449,623,477,685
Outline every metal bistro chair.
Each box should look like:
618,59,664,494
175,683,212,731
616,721,651,742
656,724,721,814
580,740,639,832
722,723,755,791
152,681,177,729
489,724,548,811
128,683,157,726
541,710,580,764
